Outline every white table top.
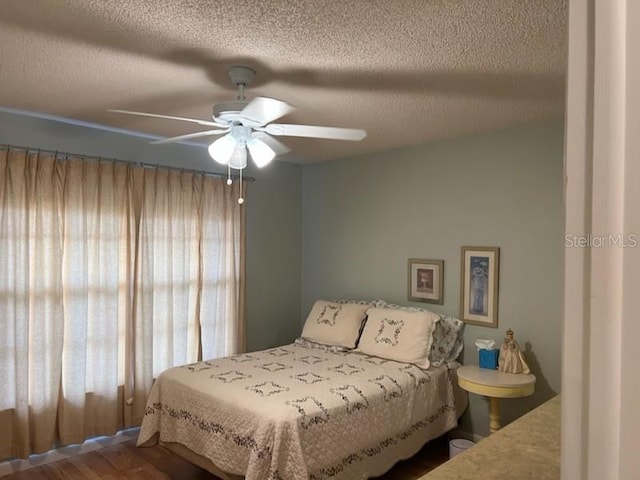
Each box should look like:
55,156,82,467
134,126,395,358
458,364,536,388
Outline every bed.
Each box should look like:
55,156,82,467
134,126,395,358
137,301,468,480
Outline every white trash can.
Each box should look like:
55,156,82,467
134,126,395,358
449,438,475,458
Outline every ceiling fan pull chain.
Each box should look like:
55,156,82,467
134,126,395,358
238,169,244,205
227,163,232,185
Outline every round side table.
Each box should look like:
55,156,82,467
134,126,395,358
457,365,536,434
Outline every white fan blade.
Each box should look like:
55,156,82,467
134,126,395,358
251,132,290,155
265,123,366,141
151,129,230,144
239,97,295,125
108,109,226,128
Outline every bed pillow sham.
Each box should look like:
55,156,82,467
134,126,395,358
431,315,464,365
301,300,370,349
376,301,464,366
293,337,351,353
356,307,439,369
333,298,390,308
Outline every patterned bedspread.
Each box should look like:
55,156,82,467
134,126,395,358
137,344,460,480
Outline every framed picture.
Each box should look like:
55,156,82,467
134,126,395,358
407,258,444,304
459,246,500,327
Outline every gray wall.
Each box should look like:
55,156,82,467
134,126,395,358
0,111,303,352
2,110,564,436
301,121,564,436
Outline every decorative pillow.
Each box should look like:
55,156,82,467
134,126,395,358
334,298,379,306
356,307,439,369
334,298,390,306
374,300,464,366
301,300,370,349
294,337,350,353
446,337,464,363
431,315,464,366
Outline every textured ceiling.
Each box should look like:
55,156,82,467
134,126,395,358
0,0,567,164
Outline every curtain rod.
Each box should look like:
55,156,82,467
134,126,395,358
0,143,256,182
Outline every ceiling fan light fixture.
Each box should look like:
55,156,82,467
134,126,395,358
110,66,367,207
247,137,276,168
208,134,236,164
228,143,248,169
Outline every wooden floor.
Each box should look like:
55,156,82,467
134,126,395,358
2,436,449,479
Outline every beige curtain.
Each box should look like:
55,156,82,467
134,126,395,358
0,149,246,459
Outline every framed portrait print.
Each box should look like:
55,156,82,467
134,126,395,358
460,247,500,327
408,258,444,304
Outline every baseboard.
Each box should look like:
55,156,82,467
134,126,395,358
447,427,485,444
0,427,140,477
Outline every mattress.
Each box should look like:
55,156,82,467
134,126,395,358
137,343,464,480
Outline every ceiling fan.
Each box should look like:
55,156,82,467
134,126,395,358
109,66,367,172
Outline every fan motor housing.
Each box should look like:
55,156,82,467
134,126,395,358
227,66,255,87
213,100,249,122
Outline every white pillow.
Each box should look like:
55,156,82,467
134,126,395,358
356,307,439,369
373,300,464,366
301,300,369,348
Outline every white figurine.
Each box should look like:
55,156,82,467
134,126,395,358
498,329,530,374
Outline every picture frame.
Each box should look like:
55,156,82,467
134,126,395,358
407,258,444,304
459,246,500,327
